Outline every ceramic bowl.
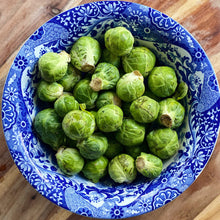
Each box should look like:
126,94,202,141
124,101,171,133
2,1,220,219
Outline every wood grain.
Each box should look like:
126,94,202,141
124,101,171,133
194,194,220,220
0,0,69,67
0,0,219,220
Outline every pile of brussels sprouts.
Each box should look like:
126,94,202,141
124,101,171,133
33,27,188,184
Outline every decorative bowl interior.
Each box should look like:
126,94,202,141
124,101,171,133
2,1,220,219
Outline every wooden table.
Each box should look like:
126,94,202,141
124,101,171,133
0,0,219,219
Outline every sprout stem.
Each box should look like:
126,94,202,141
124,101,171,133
90,78,102,91
160,114,172,128
136,157,145,170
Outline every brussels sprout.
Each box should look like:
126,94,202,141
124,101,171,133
96,104,123,132
96,91,121,109
148,66,178,97
158,98,185,129
100,48,121,68
56,147,84,175
34,108,65,150
125,142,147,159
70,36,101,72
146,128,179,160
62,110,96,140
77,133,108,160
54,93,79,118
116,70,145,102
104,136,124,159
82,156,109,183
173,81,188,101
73,78,98,109
37,80,63,102
104,27,134,56
136,153,163,179
122,47,156,77
58,63,81,92
108,154,137,183
38,51,70,82
116,118,145,147
130,96,160,123
89,62,120,91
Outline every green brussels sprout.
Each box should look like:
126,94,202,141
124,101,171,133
62,110,96,140
104,136,124,159
55,147,84,175
73,78,98,109
82,156,109,183
116,70,145,102
108,154,137,183
96,104,123,132
130,96,160,123
148,66,178,97
104,27,134,56
136,152,163,179
116,118,145,147
77,133,108,160
89,62,120,91
96,91,121,109
34,108,65,150
146,128,179,160
125,142,147,159
38,51,70,82
54,93,79,118
70,36,101,72
37,80,63,102
122,46,156,77
100,48,121,68
173,81,188,101
58,63,81,92
158,98,185,129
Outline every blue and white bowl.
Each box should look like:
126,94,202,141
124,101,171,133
2,1,220,219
